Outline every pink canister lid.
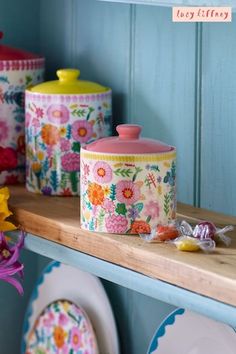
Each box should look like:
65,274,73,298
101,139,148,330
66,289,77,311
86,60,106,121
85,124,173,154
0,32,42,60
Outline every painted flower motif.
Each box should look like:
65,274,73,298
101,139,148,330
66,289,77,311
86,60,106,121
72,120,93,143
35,107,44,118
82,162,90,176
60,126,67,136
60,188,73,197
60,138,71,152
88,183,104,206
59,313,68,326
41,186,52,196
128,206,140,220
0,121,9,142
31,117,40,129
47,104,70,124
61,153,80,172
41,124,60,146
130,220,151,234
102,199,115,213
53,326,65,349
105,214,128,233
70,327,82,350
25,112,31,127
0,147,17,172
93,161,112,184
116,180,141,206
144,200,160,220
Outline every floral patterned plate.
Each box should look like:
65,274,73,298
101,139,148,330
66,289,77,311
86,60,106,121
147,308,236,354
21,261,119,354
25,299,98,354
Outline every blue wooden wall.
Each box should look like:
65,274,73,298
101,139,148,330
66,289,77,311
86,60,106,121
1,0,236,353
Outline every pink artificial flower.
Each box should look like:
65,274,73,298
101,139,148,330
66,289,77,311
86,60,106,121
70,327,82,350
47,104,70,124
102,199,115,213
60,138,71,152
0,121,9,143
93,161,112,184
144,200,160,220
116,180,141,206
105,214,128,233
0,231,25,295
61,153,80,172
72,120,93,143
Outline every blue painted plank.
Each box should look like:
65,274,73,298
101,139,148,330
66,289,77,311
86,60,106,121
70,0,131,127
24,233,236,328
0,0,40,53
99,0,236,6
200,21,236,215
131,6,196,204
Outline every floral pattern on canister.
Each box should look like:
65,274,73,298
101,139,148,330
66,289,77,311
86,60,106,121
0,60,44,185
25,92,112,196
80,150,176,234
26,299,98,354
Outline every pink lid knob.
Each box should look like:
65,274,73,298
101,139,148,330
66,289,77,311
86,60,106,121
116,124,142,140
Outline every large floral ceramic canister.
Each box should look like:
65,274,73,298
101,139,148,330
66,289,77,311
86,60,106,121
25,68,112,196
81,124,176,234
0,32,44,185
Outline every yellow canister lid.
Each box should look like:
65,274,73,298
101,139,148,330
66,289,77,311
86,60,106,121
28,68,110,94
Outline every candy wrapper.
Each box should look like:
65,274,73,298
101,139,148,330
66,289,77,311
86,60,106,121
179,220,233,246
172,235,215,252
140,222,180,243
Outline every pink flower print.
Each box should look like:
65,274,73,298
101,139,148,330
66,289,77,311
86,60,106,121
105,214,128,233
61,152,80,172
93,161,112,184
35,107,44,118
47,104,70,124
31,117,40,129
116,180,141,206
59,313,68,326
60,138,71,152
72,120,93,143
70,327,82,350
25,112,32,127
144,200,160,220
82,162,90,176
102,199,115,213
0,121,9,143
92,205,98,217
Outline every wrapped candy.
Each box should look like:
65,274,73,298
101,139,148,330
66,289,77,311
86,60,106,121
172,235,215,252
179,220,233,246
140,222,179,243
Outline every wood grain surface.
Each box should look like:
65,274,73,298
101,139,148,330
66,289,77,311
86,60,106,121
9,185,236,306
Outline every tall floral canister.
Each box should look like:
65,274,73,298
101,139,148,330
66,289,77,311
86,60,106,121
80,124,176,234
0,32,45,185
25,68,112,196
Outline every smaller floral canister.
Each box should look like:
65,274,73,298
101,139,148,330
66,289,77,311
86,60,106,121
80,124,177,234
25,68,112,196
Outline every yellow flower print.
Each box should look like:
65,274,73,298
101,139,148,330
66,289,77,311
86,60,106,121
157,185,162,195
164,162,171,168
103,186,110,196
60,126,67,137
37,151,44,161
32,162,42,174
0,187,16,231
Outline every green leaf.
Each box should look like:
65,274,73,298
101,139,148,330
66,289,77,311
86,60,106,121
72,142,81,152
116,203,127,215
134,203,143,212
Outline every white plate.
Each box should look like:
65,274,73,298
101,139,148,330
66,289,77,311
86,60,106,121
147,308,236,354
21,261,119,354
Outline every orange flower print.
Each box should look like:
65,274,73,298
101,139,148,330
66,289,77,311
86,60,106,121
88,183,104,206
53,326,65,348
41,124,60,146
130,220,151,234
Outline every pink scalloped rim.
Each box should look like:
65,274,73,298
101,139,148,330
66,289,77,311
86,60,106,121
0,58,45,71
25,90,112,103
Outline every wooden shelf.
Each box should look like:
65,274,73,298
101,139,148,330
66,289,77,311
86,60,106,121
9,186,236,312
